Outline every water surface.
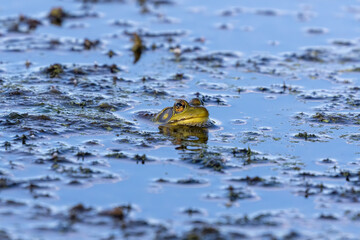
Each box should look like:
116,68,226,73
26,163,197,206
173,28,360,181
1,0,360,239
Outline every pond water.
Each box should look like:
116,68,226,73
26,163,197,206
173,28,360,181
1,0,360,239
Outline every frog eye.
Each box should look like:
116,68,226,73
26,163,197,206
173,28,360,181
157,107,173,123
189,98,203,106
174,100,186,113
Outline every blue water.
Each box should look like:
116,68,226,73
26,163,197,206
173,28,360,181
1,0,360,239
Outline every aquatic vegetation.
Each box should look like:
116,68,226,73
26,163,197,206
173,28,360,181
48,7,69,26
180,149,226,172
294,112,360,126
99,205,132,220
7,15,42,33
155,177,207,185
229,176,283,187
44,63,65,78
220,212,283,227
82,38,100,50
224,185,256,202
131,33,145,63
294,132,317,141
0,0,360,239
105,151,127,159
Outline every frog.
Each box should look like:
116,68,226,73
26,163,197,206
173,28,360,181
152,98,213,127
135,98,214,144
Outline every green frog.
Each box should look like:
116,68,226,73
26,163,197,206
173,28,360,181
152,98,213,127
136,98,213,144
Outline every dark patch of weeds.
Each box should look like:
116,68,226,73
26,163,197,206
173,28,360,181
108,64,121,73
23,182,49,192
346,98,360,108
140,85,168,96
98,102,116,111
294,132,317,141
105,152,127,159
185,225,222,240
311,112,360,125
71,67,87,75
19,134,27,145
297,171,322,178
319,158,336,164
83,39,100,50
168,73,191,81
68,203,92,222
44,63,65,78
124,29,186,38
48,7,69,26
25,60,32,68
341,133,360,143
174,73,185,80
327,187,360,202
232,176,264,185
176,178,206,185
227,212,281,227
131,33,145,64
1,199,26,207
340,67,360,72
32,115,51,121
155,178,206,185
134,154,148,164
106,50,116,58
155,178,170,183
232,147,271,165
255,86,270,93
8,15,42,33
76,151,92,160
32,191,54,199
4,141,11,150
0,178,20,189
298,187,318,198
232,147,255,158
226,185,255,202
194,92,228,106
52,165,105,179
285,48,328,62
193,54,225,68
7,112,28,120
229,176,282,187
318,214,338,220
99,205,132,220
182,150,225,172
67,180,83,185
182,208,202,216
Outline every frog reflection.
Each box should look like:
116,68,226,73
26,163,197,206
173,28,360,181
158,124,209,145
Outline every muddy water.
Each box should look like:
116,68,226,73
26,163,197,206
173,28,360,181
1,0,360,239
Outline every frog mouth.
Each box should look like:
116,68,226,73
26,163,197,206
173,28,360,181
168,116,210,127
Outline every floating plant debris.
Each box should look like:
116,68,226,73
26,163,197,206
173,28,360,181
131,33,145,64
1,0,360,239
44,63,65,78
48,7,69,26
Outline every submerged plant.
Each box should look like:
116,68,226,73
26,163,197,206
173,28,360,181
131,33,145,64
44,63,64,78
